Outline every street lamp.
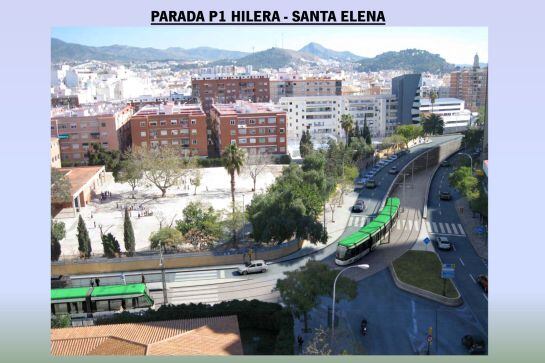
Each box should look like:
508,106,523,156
457,152,473,170
331,264,370,346
159,243,168,305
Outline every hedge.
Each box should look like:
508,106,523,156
96,299,294,355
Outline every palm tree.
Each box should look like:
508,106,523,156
422,113,444,135
430,90,438,114
221,143,246,244
340,114,354,145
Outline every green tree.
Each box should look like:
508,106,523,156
275,261,357,332
422,113,444,135
222,203,246,242
76,215,92,258
51,168,71,204
362,117,372,145
87,143,122,179
300,130,313,158
123,208,135,256
462,128,484,150
176,202,223,239
222,144,246,245
449,166,479,200
382,134,407,152
149,227,183,250
350,137,374,168
395,124,424,147
118,148,143,198
101,233,121,258
135,145,195,197
51,314,71,328
302,151,326,173
51,221,66,261
190,169,202,195
340,114,354,145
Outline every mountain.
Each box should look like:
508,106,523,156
299,42,363,61
51,38,248,62
212,47,322,69
358,49,455,73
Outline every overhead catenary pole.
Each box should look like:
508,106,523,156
159,243,168,305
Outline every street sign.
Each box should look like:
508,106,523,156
441,263,455,279
423,237,431,245
475,226,485,235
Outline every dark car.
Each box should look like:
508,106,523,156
477,275,488,293
439,191,452,200
440,160,451,167
462,335,486,355
388,166,399,174
51,275,70,288
352,200,365,213
365,179,377,189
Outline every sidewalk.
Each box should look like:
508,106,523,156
454,198,488,260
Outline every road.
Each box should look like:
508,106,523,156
426,152,489,334
68,134,462,307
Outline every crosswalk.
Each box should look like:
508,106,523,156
426,221,466,236
348,215,368,227
394,219,420,231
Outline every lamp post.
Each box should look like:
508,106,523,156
159,243,168,305
331,264,370,347
457,152,473,170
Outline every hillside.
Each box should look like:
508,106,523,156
212,47,321,69
358,49,455,73
299,42,363,61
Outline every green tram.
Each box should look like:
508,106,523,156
335,197,400,265
51,283,154,318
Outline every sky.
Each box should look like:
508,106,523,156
51,27,488,64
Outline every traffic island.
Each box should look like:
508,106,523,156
390,250,463,306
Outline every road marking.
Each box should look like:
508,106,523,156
450,223,459,234
459,257,465,266
438,223,445,233
444,223,452,234
482,293,488,301
220,270,225,279
432,222,438,233
411,300,417,334
426,221,432,232
407,220,413,230
452,245,456,251
457,224,465,235
469,274,476,283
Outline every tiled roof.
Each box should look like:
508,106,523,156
51,316,243,356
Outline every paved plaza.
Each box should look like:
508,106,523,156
54,165,284,257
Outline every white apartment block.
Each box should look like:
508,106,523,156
418,98,471,133
279,95,398,146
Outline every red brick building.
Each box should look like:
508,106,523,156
211,101,287,155
130,103,208,157
192,75,270,113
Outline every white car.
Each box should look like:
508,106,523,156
436,237,452,250
238,260,268,275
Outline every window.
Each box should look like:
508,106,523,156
268,137,277,143
191,119,196,125
95,300,109,312
279,117,285,123
149,121,157,126
230,140,236,145
101,132,108,137
191,129,197,135
239,138,247,144
160,120,166,126
259,137,266,143
258,128,265,134
249,129,256,135
170,120,177,125
280,137,285,142
161,140,168,145
81,133,88,139
268,117,276,124
230,130,236,136
249,138,256,144
182,138,190,146
150,131,157,137
192,139,197,145
101,122,106,127
140,131,146,137
140,121,146,127
171,130,178,136
230,119,236,125
109,299,122,311
239,129,247,135
258,118,265,124
249,119,256,125
73,153,81,159
160,130,168,136
280,128,285,134
141,141,147,147
268,128,275,134
172,140,179,145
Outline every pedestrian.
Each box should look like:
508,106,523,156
297,335,304,353
95,278,100,287
138,213,140,218
141,274,146,283
90,279,95,287
121,272,126,285
94,221,96,228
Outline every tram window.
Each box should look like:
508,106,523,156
124,298,133,309
51,304,55,315
137,296,149,307
70,302,79,313
110,299,123,311
95,300,109,312
54,303,69,314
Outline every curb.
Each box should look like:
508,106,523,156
389,262,463,307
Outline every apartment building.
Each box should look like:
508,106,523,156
130,103,208,157
418,98,471,133
391,73,422,125
449,58,488,111
210,101,287,155
269,78,342,103
191,75,270,113
50,103,134,165
279,95,398,145
51,137,62,168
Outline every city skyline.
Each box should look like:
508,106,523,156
52,27,488,64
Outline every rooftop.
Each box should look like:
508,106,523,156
420,97,464,106
212,100,284,115
51,103,130,118
134,103,204,117
51,316,243,356
59,166,105,196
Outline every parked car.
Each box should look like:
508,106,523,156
477,275,488,293
365,179,377,189
388,166,399,175
436,236,452,250
440,160,451,167
238,260,268,275
355,178,366,189
461,335,486,355
439,191,452,200
365,172,375,179
389,154,398,160
352,200,365,213
371,167,380,173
